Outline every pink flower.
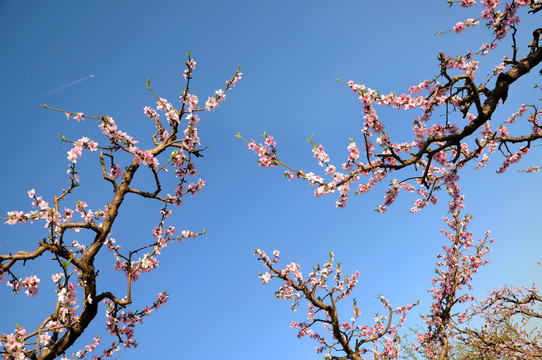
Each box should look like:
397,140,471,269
109,164,124,179
51,273,63,283
185,94,199,111
453,22,466,34
482,0,499,10
259,155,273,167
67,146,82,163
22,275,40,297
156,98,170,111
87,140,98,151
83,210,94,223
155,291,169,307
227,72,242,87
39,332,51,346
347,142,360,161
260,272,271,284
465,18,479,27
264,136,276,147
77,200,88,210
205,96,218,110
480,42,497,55
493,63,505,75
312,145,329,165
181,230,198,238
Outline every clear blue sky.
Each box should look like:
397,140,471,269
0,1,540,359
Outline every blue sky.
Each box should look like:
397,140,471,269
0,1,541,359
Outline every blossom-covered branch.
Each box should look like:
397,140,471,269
255,250,417,359
241,0,541,211
0,53,241,360
414,190,494,360
457,284,542,358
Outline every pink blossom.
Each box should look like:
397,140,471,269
493,63,506,75
51,272,63,283
21,275,40,297
143,106,159,121
347,142,360,161
156,98,170,111
460,0,476,7
482,0,499,10
185,94,199,111
265,135,276,147
227,71,242,87
312,144,329,165
259,155,272,167
180,230,198,238
109,164,124,179
205,96,218,110
39,332,51,346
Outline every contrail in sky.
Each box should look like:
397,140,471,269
8,74,94,108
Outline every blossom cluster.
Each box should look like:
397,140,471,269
102,291,169,353
454,0,534,44
0,326,28,360
67,137,99,163
245,134,278,168
6,275,40,297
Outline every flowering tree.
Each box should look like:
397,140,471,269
242,0,542,358
0,54,241,360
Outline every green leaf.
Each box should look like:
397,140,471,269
146,78,151,89
62,258,72,270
